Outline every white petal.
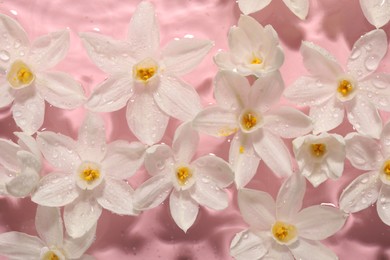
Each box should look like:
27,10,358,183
293,205,346,240
300,41,344,79
276,173,306,221
289,238,338,260
133,174,172,210
35,72,85,109
214,70,249,111
13,88,45,135
346,96,382,138
0,232,43,259
345,132,383,171
35,206,63,246
282,0,309,20
377,184,390,225
162,38,213,76
359,73,390,111
80,32,134,74
77,113,106,162
172,122,199,164
191,179,230,210
229,132,260,189
381,121,390,156
32,172,78,207
253,129,292,177
249,71,284,113
97,178,138,215
169,189,199,233
339,171,381,213
230,230,270,260
264,107,312,138
126,92,169,145
6,164,39,197
63,224,96,259
192,155,233,187
228,26,252,63
347,29,387,79
64,194,102,238
37,131,81,173
300,161,329,187
154,76,202,121
102,140,145,179
238,0,272,15
0,138,20,172
310,97,344,134
213,51,235,71
284,76,335,107
144,144,174,176
127,1,159,58
264,243,294,259
237,15,267,49
360,0,390,28
238,188,275,231
0,79,14,108
15,132,41,159
192,106,238,137
28,29,69,70
86,75,134,112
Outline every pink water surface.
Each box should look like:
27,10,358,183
0,0,389,259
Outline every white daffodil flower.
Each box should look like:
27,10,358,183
231,174,347,260
81,1,212,146
193,70,312,188
238,0,309,20
0,205,95,260
32,113,146,238
214,15,284,77
339,121,390,226
293,132,346,187
133,122,234,233
285,29,389,138
0,14,85,135
0,132,41,197
360,0,390,28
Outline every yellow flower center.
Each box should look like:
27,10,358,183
7,60,34,88
241,112,258,130
382,160,390,179
42,251,59,260
251,56,262,65
272,221,297,244
133,58,158,82
337,79,354,97
80,167,100,183
311,143,326,157
176,166,192,186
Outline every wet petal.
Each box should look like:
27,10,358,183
0,232,43,259
63,223,96,259
169,189,199,233
237,0,272,15
230,230,270,260
310,97,344,134
228,26,251,62
191,179,230,210
380,121,390,156
377,184,390,225
0,79,14,108
289,238,338,260
360,0,390,28
172,122,199,164
144,144,174,176
282,0,309,20
0,138,20,172
359,73,390,112
35,206,63,247
6,163,39,197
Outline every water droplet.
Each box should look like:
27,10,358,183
365,55,378,71
360,177,369,184
373,77,387,89
350,48,361,60
0,50,10,61
365,43,372,51
14,40,21,49
379,97,389,107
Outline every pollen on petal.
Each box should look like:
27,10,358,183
272,221,297,244
7,60,35,88
217,127,238,137
176,166,192,186
239,146,245,154
311,143,326,157
337,79,354,97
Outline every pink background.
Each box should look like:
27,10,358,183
0,0,389,259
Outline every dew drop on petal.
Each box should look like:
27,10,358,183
350,48,361,60
365,56,378,71
0,50,10,62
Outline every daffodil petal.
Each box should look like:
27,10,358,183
310,97,344,134
359,73,390,111
169,189,199,233
215,70,249,111
127,1,160,58
27,29,69,70
345,132,383,171
12,88,45,135
6,165,39,197
346,95,382,138
15,132,41,159
133,174,172,210
37,131,81,173
339,171,381,213
64,194,102,238
172,122,199,164
253,129,292,177
192,106,238,137
35,206,63,247
0,79,14,108
347,29,387,79
359,0,390,28
238,15,268,49
213,51,235,71
380,121,390,156
238,188,276,231
162,38,213,76
377,184,390,225
0,138,20,172
293,205,346,240
97,178,138,215
0,232,43,259
265,243,294,259
230,230,270,260
154,76,202,121
191,179,229,210
237,0,272,15
63,223,97,259
193,155,233,187
289,238,338,260
32,172,78,207
102,140,146,179
144,144,174,176
228,26,252,62
35,71,85,109
282,0,309,20
126,92,169,146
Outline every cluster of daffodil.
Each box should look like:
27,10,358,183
0,1,389,259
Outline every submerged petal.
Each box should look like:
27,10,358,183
169,189,199,233
230,230,270,260
289,238,338,260
35,206,63,247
